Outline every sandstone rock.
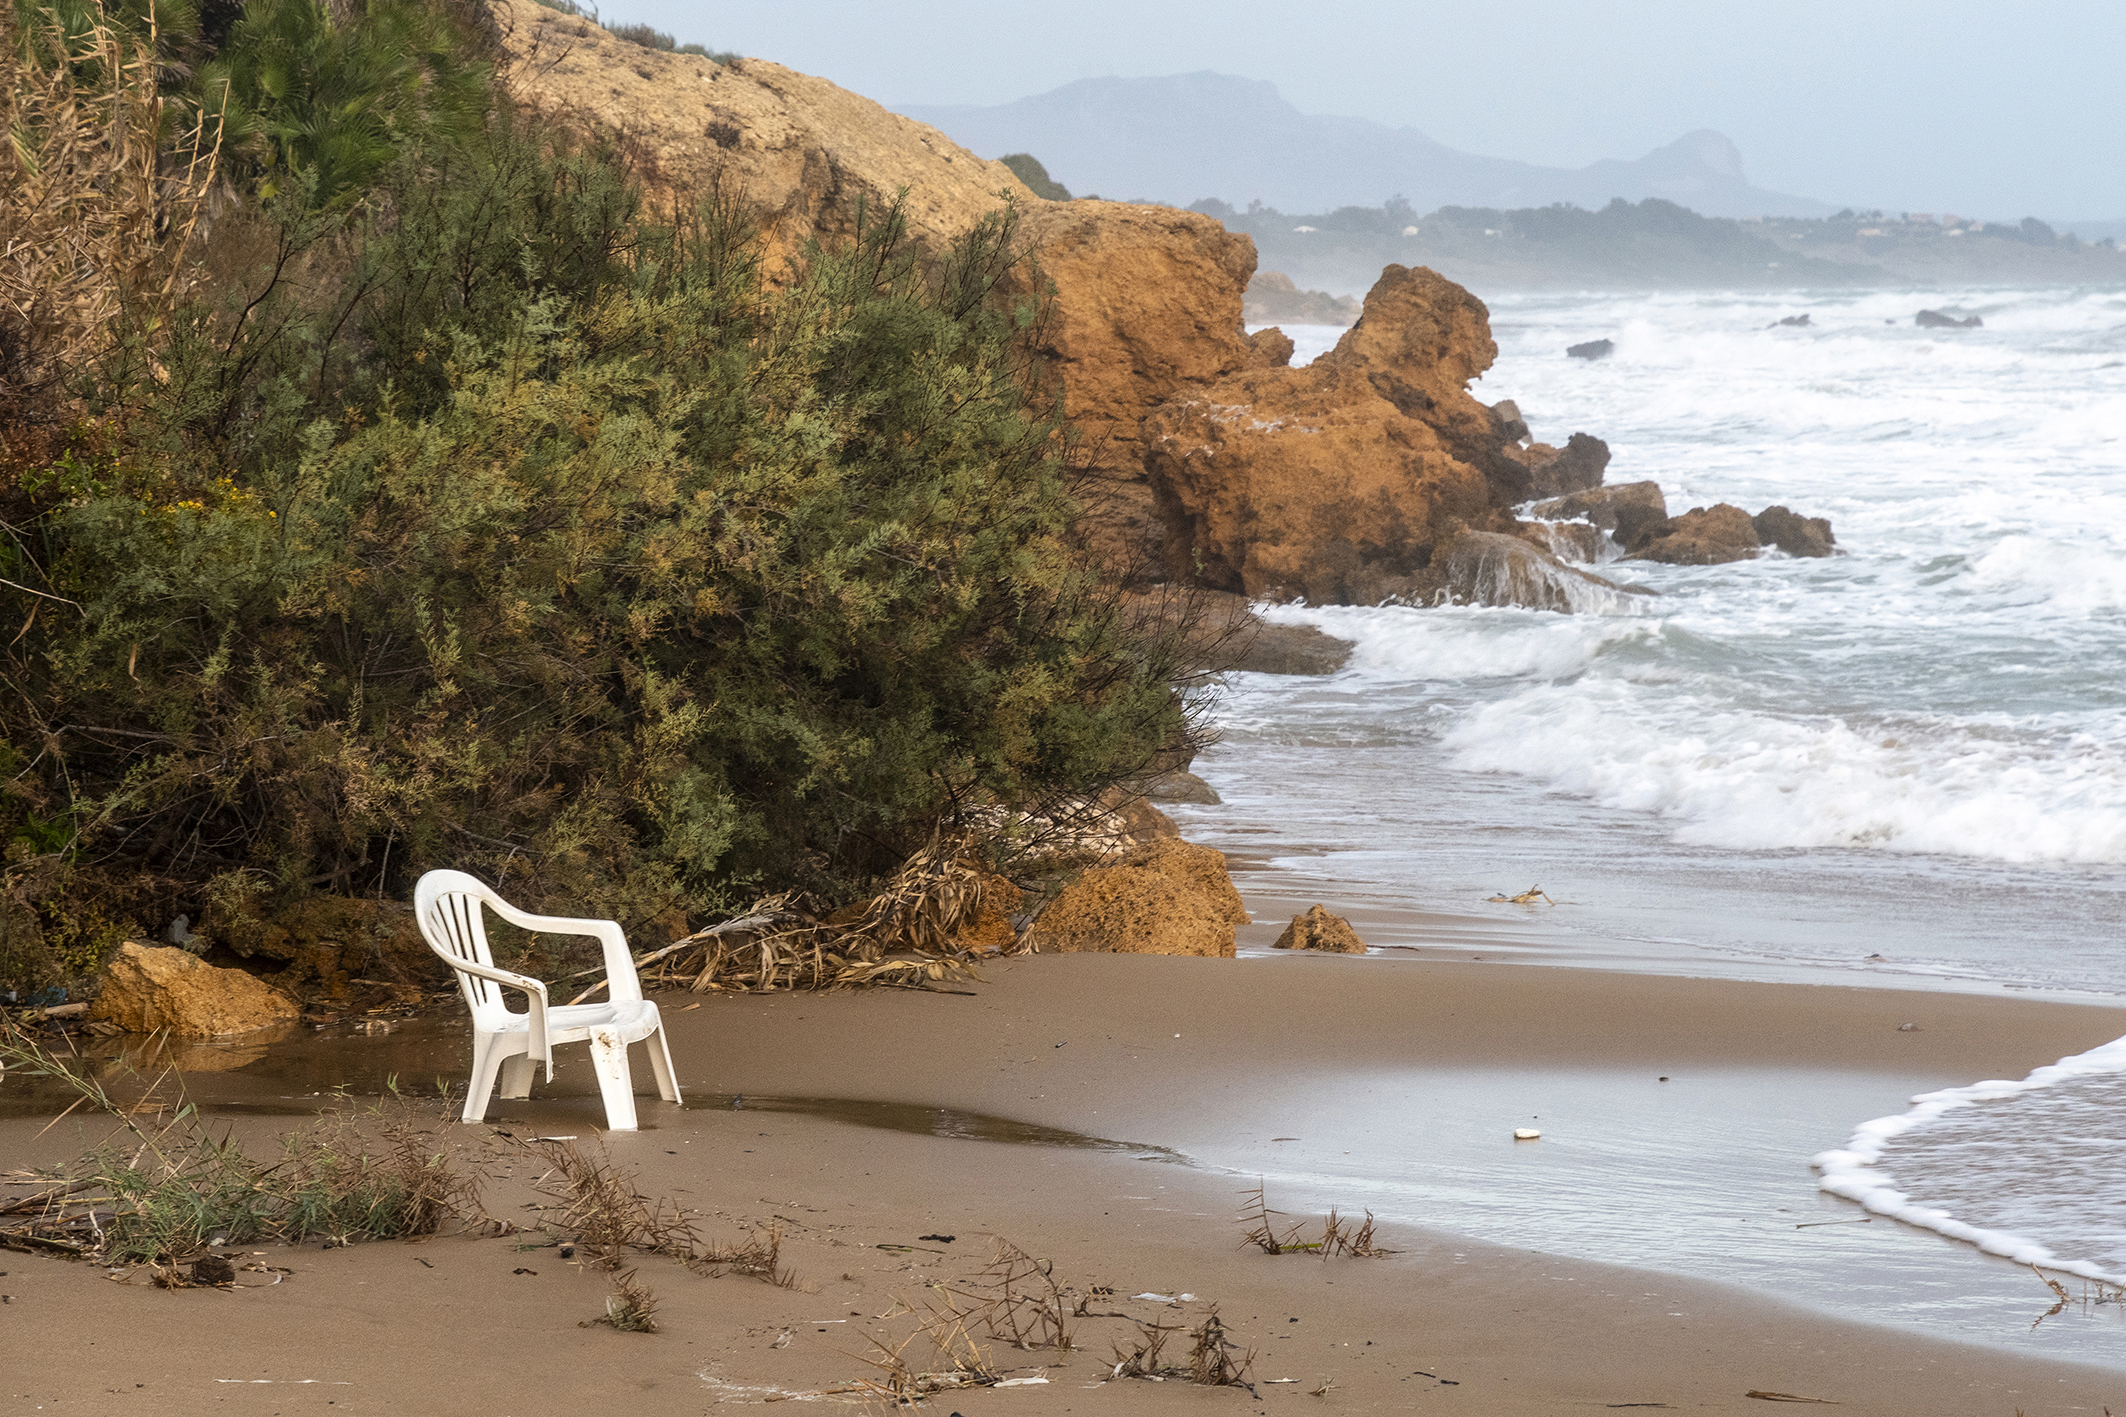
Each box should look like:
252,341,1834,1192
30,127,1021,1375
1102,790,1181,845
89,942,300,1038
1016,201,1260,474
1915,309,1982,329
1511,431,1611,500
1029,839,1248,958
1517,520,1603,563
1130,589,1354,676
1753,505,1837,557
499,0,1038,274
1245,326,1296,369
1490,398,1530,443
1318,264,1514,480
1441,530,1636,610
1531,480,1668,531
1629,503,1762,565
1144,770,1222,805
1144,265,1525,604
1566,338,1615,360
949,874,1024,957
1272,904,1366,953
1240,619,1354,674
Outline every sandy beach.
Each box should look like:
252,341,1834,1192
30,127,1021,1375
7,946,2126,1415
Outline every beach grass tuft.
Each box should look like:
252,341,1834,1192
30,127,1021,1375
1238,1183,1396,1258
0,1023,476,1265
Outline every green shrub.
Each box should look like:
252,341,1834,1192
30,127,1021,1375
999,154,1072,202
1,123,1191,957
606,19,672,50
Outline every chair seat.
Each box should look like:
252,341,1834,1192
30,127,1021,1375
483,999,663,1045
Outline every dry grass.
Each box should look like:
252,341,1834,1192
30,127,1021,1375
846,1291,998,1405
933,1237,1076,1351
516,1133,698,1262
1109,1317,1181,1378
0,1024,477,1265
1109,1306,1255,1393
0,0,223,421
589,1266,659,1332
497,1131,795,1332
838,1236,1095,1403
1187,1306,1256,1391
1238,1184,1394,1258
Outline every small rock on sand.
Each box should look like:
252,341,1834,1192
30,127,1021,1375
1272,904,1367,954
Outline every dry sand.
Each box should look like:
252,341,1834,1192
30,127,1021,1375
6,952,2126,1414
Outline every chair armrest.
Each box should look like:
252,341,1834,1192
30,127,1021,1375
444,958,554,1080
480,901,643,1006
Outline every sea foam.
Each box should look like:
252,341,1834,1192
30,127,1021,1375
1815,1035,2126,1285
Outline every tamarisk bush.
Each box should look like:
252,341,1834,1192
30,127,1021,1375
1,114,1197,989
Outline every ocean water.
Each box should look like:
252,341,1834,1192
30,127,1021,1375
1213,288,2126,1337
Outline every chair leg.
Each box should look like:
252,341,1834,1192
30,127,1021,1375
462,1033,506,1124
589,1027,638,1131
498,1054,536,1100
645,1024,681,1105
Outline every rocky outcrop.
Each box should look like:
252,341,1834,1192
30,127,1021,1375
1530,481,1670,555
1016,202,1263,465
1006,201,1268,576
1627,503,1761,564
499,0,1037,272
1531,480,1667,531
498,14,1841,611
1272,904,1366,953
89,942,300,1037
1144,770,1222,805
1916,309,1983,329
1489,398,1531,442
1029,839,1248,957
1752,505,1837,558
1517,519,1603,563
1610,499,1839,564
1441,531,1639,609
1567,338,1615,360
1144,265,1548,604
1244,271,1362,326
1510,431,1611,500
1235,617,1354,673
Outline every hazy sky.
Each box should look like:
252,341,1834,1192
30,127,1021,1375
591,1,2123,220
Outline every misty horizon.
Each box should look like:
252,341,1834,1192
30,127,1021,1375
587,0,2123,225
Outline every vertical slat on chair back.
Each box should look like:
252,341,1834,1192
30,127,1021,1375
415,872,510,1027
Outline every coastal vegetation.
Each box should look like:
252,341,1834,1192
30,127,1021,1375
528,0,738,63
0,0,1197,998
0,1024,476,1266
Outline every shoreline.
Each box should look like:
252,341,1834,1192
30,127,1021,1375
9,951,2126,1411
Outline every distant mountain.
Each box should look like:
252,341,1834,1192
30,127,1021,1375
900,73,1836,220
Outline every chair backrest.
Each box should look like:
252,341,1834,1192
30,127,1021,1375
414,870,519,1028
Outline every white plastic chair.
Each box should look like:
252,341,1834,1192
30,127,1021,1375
414,870,680,1130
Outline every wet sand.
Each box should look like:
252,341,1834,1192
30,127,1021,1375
7,951,2126,1413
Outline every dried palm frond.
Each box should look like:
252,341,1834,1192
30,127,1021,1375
0,1,224,421
634,838,1002,993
